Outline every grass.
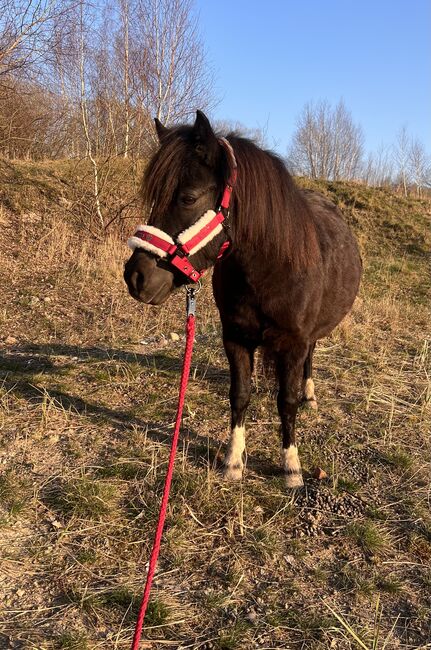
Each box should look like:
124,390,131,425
55,632,89,650
54,477,120,519
0,470,31,519
323,596,399,650
380,447,413,470
145,598,171,627
217,621,251,649
346,521,389,556
0,161,430,648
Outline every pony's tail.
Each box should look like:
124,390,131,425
252,347,277,394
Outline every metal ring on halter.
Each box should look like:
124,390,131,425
187,279,202,295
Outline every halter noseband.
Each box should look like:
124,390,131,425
128,138,237,283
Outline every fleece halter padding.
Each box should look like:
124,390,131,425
127,209,224,258
176,210,224,255
127,224,174,258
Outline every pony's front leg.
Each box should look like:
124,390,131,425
223,338,255,480
276,347,309,489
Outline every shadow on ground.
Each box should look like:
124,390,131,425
0,344,278,478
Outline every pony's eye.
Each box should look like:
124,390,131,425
181,195,196,205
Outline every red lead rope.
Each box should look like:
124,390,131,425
131,289,197,650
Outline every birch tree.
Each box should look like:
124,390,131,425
362,144,394,187
132,0,213,139
393,126,410,197
78,0,103,226
408,138,430,197
119,0,131,157
288,100,364,181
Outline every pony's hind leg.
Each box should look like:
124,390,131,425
276,345,309,489
302,342,317,410
223,338,256,480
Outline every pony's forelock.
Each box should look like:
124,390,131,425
142,127,193,224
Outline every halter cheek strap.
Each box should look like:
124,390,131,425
127,138,237,283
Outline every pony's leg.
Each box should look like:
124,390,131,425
276,347,309,489
302,343,317,410
223,338,255,480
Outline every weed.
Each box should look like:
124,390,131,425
337,476,361,493
334,565,374,597
76,549,98,565
375,575,403,594
217,621,249,649
381,447,413,470
409,533,431,561
55,632,88,650
100,587,138,616
324,596,400,650
346,521,389,556
54,477,119,519
288,609,335,641
0,470,30,517
97,460,146,480
145,598,170,627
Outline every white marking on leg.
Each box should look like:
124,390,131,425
304,377,318,410
282,445,301,473
304,378,315,400
281,445,304,488
224,425,245,480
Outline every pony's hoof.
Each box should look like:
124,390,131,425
223,464,243,481
284,472,304,490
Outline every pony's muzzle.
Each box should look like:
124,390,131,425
124,251,174,304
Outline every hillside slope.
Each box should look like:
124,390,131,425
0,160,430,649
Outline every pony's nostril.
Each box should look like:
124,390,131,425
125,269,140,295
130,270,144,294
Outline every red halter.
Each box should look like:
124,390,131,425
128,138,237,282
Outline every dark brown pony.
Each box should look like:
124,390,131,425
124,111,362,488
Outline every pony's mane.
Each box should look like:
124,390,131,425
225,133,320,269
142,127,320,271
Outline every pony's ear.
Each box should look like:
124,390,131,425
154,117,169,142
193,110,219,164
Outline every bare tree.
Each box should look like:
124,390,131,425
117,0,131,157
393,126,411,197
214,118,269,148
78,0,103,225
362,143,394,187
287,99,364,181
408,138,430,197
0,0,215,161
0,0,73,81
131,0,214,137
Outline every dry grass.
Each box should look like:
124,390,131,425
0,160,430,649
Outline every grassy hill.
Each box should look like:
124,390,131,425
0,159,430,649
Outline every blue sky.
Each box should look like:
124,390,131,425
195,0,431,156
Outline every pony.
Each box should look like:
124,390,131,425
124,111,362,489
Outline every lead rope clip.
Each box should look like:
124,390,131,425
186,280,201,317
186,287,196,317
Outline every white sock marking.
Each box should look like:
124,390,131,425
225,425,246,472
226,425,245,464
304,378,315,400
281,444,302,474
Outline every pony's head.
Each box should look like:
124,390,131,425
124,111,232,304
